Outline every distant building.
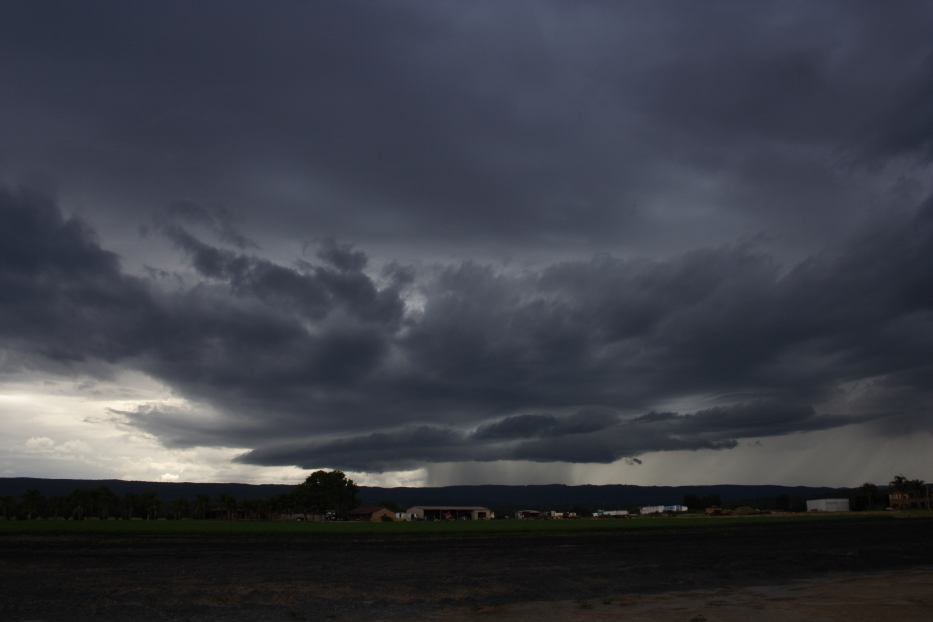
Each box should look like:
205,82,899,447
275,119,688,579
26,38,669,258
640,505,688,515
806,498,850,512
348,505,396,522
889,488,932,510
407,506,494,520
517,509,544,520
593,509,629,518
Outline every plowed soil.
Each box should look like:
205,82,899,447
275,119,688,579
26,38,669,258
1,516,932,621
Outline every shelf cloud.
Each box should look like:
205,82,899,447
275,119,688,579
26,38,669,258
1,1,932,482
2,184,930,472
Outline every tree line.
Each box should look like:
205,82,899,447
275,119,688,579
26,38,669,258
0,470,360,521
1,472,925,520
683,474,927,513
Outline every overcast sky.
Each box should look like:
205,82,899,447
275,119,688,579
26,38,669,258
1,1,932,487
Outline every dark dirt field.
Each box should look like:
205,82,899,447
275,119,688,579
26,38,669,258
1,516,932,621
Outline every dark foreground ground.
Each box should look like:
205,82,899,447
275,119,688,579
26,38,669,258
1,515,932,621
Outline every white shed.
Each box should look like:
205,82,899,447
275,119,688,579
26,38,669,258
806,498,850,512
406,506,494,520
639,505,688,515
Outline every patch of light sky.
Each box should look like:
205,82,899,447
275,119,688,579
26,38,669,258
0,371,426,486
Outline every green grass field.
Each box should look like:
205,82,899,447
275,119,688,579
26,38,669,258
0,511,926,537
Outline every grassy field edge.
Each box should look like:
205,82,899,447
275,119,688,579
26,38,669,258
1,511,930,537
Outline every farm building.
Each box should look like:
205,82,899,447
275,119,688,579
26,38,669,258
593,509,629,518
348,505,396,521
517,509,576,519
889,488,931,510
806,498,850,512
407,506,494,520
640,505,688,515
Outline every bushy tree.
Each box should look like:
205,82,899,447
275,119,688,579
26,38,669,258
683,494,721,511
850,482,882,511
219,494,238,520
0,496,16,519
22,489,45,519
194,495,211,519
293,470,359,519
889,474,925,493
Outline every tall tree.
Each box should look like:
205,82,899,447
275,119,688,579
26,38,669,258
22,489,44,520
194,495,211,520
293,470,359,519
890,474,925,494
219,494,238,520
851,482,880,511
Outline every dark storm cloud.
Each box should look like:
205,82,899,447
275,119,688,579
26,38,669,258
237,401,867,472
1,1,931,255
159,221,405,326
0,185,406,433
2,185,932,471
2,2,933,473
154,201,258,251
316,239,369,274
472,410,618,441
0,185,154,365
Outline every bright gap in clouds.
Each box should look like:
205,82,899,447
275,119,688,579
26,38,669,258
3,371,932,488
0,371,428,486
0,373,300,484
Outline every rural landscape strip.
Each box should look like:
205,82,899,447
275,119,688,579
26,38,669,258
2,514,932,621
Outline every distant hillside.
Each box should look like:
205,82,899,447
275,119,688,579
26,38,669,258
0,477,853,512
0,477,293,502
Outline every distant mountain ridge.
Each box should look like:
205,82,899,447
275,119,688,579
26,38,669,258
0,477,853,511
